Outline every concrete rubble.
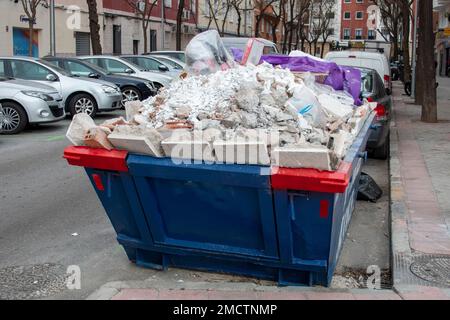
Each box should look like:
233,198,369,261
66,62,374,171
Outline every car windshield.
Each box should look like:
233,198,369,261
39,59,72,76
75,60,105,74
155,57,182,69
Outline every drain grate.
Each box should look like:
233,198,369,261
410,256,450,287
0,263,68,300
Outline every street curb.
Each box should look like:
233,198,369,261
86,278,402,300
389,94,418,292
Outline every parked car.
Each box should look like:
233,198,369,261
221,37,279,55
325,51,392,94
150,55,186,71
145,51,186,63
0,57,122,118
358,67,392,159
0,77,64,134
120,55,181,78
79,56,172,89
43,57,156,107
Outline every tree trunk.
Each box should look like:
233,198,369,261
418,0,437,122
255,16,262,37
143,23,148,53
272,24,278,46
415,4,423,105
176,0,185,51
320,39,326,58
288,24,294,53
400,1,411,83
86,0,102,55
28,21,34,57
236,12,242,37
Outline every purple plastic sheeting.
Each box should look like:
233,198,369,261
230,48,362,105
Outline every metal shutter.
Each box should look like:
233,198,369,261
75,32,91,56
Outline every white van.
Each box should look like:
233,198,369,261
325,51,392,93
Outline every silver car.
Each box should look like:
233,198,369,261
0,77,64,134
0,57,122,118
80,56,172,90
120,55,181,78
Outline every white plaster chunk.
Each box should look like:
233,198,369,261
272,144,333,170
66,113,97,146
213,139,270,166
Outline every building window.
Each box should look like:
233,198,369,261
355,11,363,20
344,12,351,20
368,29,376,40
343,28,351,40
164,0,172,8
355,29,363,39
344,0,351,3
356,0,363,3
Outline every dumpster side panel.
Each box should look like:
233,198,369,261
273,190,334,263
85,169,153,246
127,156,279,260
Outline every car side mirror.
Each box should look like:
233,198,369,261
386,88,392,95
125,68,134,74
88,72,100,79
46,74,57,81
158,65,169,72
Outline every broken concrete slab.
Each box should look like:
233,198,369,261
125,101,143,122
272,144,333,170
108,133,164,157
213,139,270,166
162,131,216,163
66,113,97,146
84,127,114,150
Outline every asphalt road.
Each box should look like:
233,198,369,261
0,112,390,299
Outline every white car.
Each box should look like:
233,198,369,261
0,57,123,118
151,55,186,70
80,56,173,90
0,77,64,134
324,51,392,94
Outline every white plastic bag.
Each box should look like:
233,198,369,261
285,84,327,128
185,30,236,75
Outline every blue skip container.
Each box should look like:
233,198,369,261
64,113,374,286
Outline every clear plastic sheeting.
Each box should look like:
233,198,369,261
185,30,236,76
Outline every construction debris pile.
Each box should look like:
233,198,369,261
67,61,373,171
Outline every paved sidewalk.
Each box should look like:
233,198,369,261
87,277,450,300
390,79,450,291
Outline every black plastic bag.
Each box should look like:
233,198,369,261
357,172,383,202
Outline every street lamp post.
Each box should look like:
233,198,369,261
49,0,56,56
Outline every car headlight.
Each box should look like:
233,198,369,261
21,91,54,101
146,82,156,90
101,85,119,94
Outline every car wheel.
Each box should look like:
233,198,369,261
121,86,142,107
69,93,98,118
0,102,28,134
372,135,390,160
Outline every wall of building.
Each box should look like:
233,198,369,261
102,0,198,53
0,0,98,57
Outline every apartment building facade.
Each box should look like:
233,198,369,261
102,0,197,54
0,0,198,57
197,0,253,37
0,0,98,57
